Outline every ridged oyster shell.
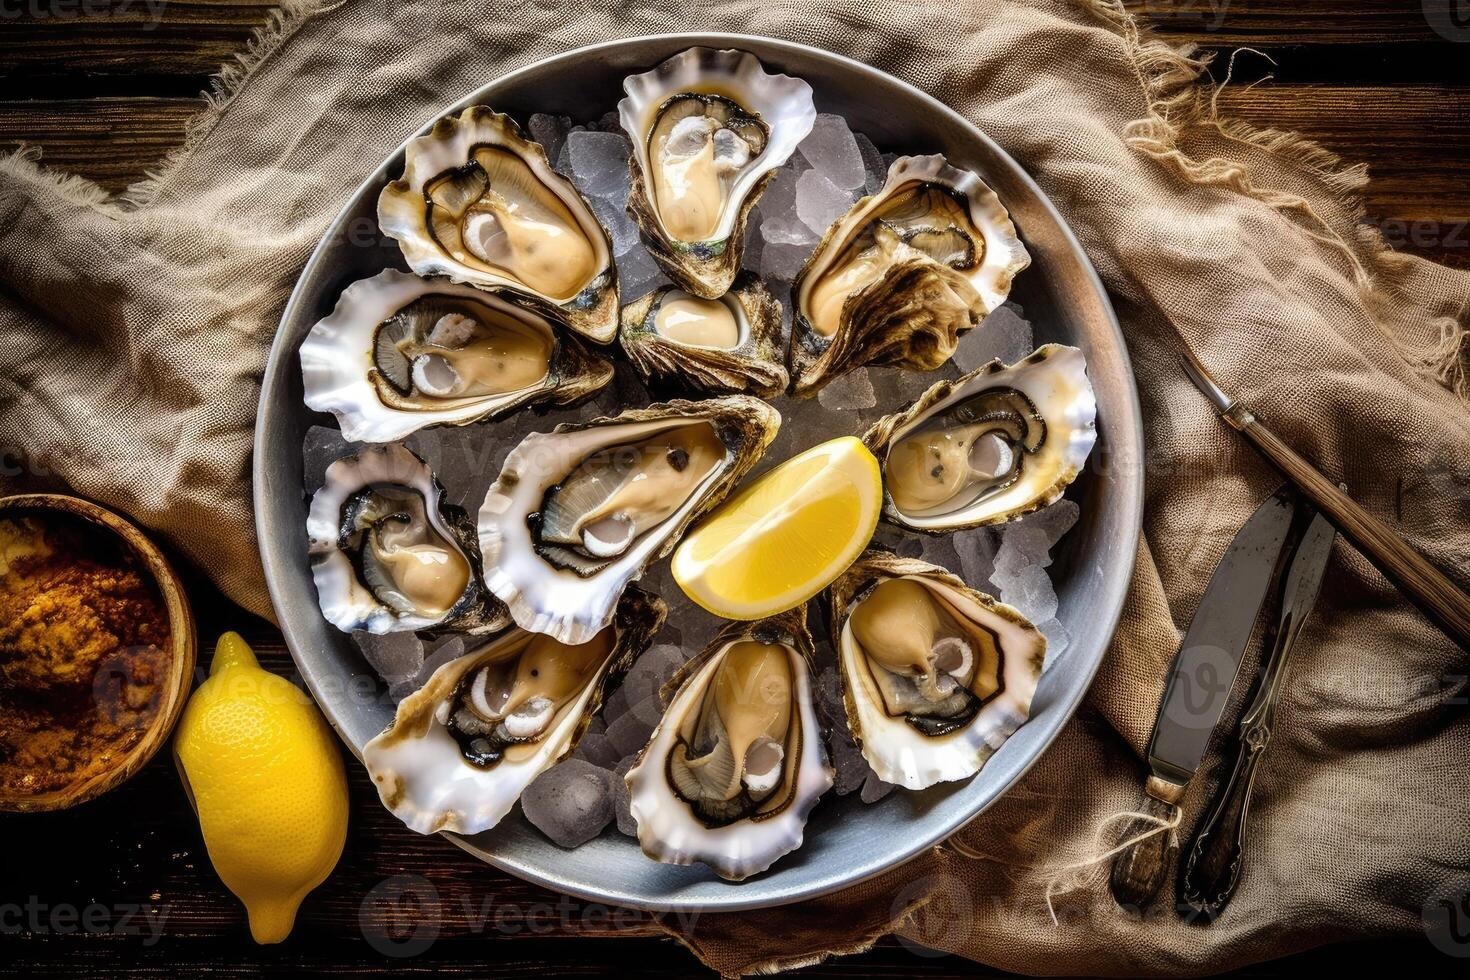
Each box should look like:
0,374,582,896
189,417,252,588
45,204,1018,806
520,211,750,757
363,588,665,835
620,47,816,298
829,551,1044,789
617,274,787,397
625,606,833,880
378,106,619,343
789,154,1030,396
477,395,780,644
863,343,1096,531
301,270,613,443
307,444,508,635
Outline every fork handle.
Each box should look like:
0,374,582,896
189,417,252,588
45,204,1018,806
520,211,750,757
1225,406,1470,652
1177,716,1268,919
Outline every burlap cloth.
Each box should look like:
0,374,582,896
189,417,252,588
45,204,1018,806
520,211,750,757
3,0,1467,973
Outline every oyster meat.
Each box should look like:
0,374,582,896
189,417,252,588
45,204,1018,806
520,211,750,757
301,270,613,442
378,106,619,343
478,396,780,644
307,444,507,635
618,274,787,396
863,343,1096,531
625,607,832,880
363,588,664,835
831,552,1044,789
620,47,815,298
789,155,1030,396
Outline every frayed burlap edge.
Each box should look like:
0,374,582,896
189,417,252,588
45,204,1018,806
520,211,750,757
1081,0,1467,399
0,0,344,215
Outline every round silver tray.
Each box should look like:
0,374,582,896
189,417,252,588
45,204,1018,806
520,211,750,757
255,33,1142,913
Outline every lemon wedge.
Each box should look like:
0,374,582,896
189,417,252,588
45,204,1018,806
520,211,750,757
672,436,882,619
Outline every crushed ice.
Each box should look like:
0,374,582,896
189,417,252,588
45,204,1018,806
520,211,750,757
300,109,1082,846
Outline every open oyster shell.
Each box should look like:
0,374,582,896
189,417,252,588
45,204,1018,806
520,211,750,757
863,343,1096,532
307,444,508,635
617,274,788,397
477,395,780,644
830,552,1044,789
788,154,1030,397
301,270,613,443
377,106,619,343
625,606,833,880
363,588,665,836
620,47,816,298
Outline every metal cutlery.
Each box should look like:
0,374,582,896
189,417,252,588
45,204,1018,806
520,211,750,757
1109,485,1300,911
1178,507,1337,919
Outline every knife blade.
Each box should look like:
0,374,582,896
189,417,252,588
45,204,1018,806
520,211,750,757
1109,484,1299,910
1146,485,1300,784
1177,507,1336,918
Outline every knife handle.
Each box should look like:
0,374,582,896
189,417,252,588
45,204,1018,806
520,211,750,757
1177,719,1268,920
1108,777,1182,912
1225,408,1470,651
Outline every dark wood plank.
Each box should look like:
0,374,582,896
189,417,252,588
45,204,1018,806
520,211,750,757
0,0,1458,86
3,86,1465,268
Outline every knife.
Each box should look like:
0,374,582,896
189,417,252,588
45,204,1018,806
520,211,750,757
1177,507,1336,919
1108,485,1299,911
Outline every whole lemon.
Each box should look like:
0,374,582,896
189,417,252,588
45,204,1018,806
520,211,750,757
174,631,348,944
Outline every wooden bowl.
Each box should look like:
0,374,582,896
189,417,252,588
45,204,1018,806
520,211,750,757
0,493,196,812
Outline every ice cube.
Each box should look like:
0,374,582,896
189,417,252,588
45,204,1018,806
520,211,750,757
573,731,621,769
1025,499,1081,548
817,368,877,411
853,131,888,195
589,196,637,256
953,528,999,591
528,113,573,170
796,169,855,237
952,302,1034,372
918,533,962,574
617,244,668,299
521,759,613,848
994,524,1052,576
998,563,1059,623
606,708,655,760
1037,617,1072,670
759,241,811,286
567,130,632,200
798,113,867,191
829,733,869,796
302,424,352,493
859,771,896,804
612,757,637,837
355,630,425,691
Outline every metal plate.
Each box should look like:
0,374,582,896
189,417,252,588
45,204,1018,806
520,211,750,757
254,33,1143,912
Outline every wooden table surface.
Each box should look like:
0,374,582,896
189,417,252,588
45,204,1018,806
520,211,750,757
2,2,1465,975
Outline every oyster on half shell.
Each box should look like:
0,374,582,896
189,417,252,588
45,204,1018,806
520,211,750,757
363,588,665,835
864,343,1096,532
617,274,788,396
625,606,832,880
301,270,613,443
620,47,816,298
789,154,1030,396
478,396,780,645
307,444,508,635
378,106,619,343
830,552,1044,789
